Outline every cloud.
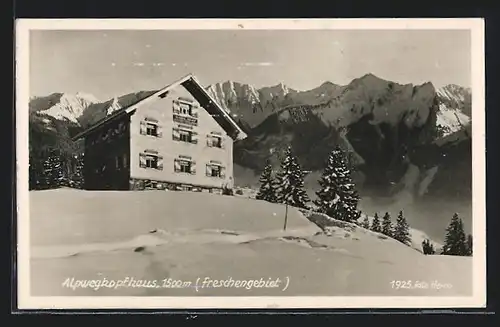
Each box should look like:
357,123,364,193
111,62,116,67
130,62,166,67
145,44,152,48
241,62,274,67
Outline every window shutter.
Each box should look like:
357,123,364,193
220,166,226,179
174,159,181,172
157,156,164,170
140,121,147,135
191,161,196,174
220,137,225,149
157,125,163,138
206,135,212,147
191,105,199,118
139,154,147,168
191,132,198,144
172,128,180,141
206,164,212,177
172,100,180,114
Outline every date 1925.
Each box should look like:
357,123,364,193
390,280,414,289
391,280,453,290
390,280,431,290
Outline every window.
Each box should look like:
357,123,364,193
174,157,196,174
172,128,198,144
207,133,223,148
139,152,163,170
173,98,198,118
210,165,221,177
180,130,190,142
146,156,158,169
206,162,226,179
140,119,162,137
146,122,158,136
180,103,192,116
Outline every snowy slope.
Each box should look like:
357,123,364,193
437,84,472,114
436,104,470,137
29,189,471,297
304,210,443,254
360,213,443,253
436,85,472,137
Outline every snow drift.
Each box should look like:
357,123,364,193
28,189,472,297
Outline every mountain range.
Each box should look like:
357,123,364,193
28,73,473,240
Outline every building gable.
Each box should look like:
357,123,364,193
72,74,247,142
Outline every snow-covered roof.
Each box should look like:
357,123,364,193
72,74,247,141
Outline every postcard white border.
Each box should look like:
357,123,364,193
15,18,486,310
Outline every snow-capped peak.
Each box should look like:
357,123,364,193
227,80,238,99
241,84,260,104
74,92,100,104
437,84,468,102
436,103,471,137
435,84,472,137
38,92,100,123
278,82,289,96
206,80,261,108
206,83,229,109
107,96,122,115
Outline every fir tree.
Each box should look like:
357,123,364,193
29,153,46,190
275,146,310,209
381,212,393,237
314,146,361,222
422,239,436,255
70,153,85,189
354,210,362,223
43,149,65,188
393,210,412,246
360,214,370,229
371,213,381,232
443,213,468,256
466,234,473,256
256,163,277,203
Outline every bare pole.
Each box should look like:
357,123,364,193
283,202,289,231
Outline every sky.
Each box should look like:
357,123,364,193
29,29,471,101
